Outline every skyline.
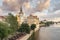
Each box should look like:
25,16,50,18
0,0,60,21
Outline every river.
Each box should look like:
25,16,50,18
39,24,60,40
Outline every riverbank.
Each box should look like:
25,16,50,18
34,28,40,40
27,25,40,40
33,25,40,40
18,25,40,40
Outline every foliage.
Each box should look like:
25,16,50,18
0,22,9,40
31,24,36,30
39,21,45,24
45,22,50,26
18,23,30,34
40,21,54,27
6,13,18,32
45,21,54,26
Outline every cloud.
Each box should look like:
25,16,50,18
0,7,7,16
23,2,31,9
0,8,3,14
36,0,50,11
43,10,60,21
48,0,60,12
3,0,20,11
1,0,60,22
2,0,50,13
32,12,47,20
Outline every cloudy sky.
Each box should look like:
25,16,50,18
0,0,60,21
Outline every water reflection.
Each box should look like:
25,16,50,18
39,24,60,40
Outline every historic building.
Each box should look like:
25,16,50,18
16,7,39,26
27,14,39,26
0,16,5,21
16,7,24,25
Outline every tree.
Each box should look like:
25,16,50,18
31,24,36,30
18,23,30,34
6,13,18,32
45,22,50,26
45,21,54,26
39,21,45,24
0,22,9,40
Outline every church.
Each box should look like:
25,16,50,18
16,7,39,26
16,7,25,25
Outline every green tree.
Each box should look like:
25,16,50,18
6,13,18,32
45,21,54,26
45,22,50,26
39,21,45,24
31,24,36,30
0,22,9,40
18,23,30,34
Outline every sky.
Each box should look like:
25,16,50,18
0,0,2,6
0,0,60,21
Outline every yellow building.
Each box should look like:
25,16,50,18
27,14,39,26
16,7,24,25
16,7,39,26
16,13,21,25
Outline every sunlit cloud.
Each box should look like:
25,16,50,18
2,0,50,12
1,0,60,21
23,2,31,9
3,0,19,11
0,0,60,21
44,0,50,9
36,0,50,11
3,0,10,2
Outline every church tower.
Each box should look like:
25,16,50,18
19,7,24,17
16,6,24,25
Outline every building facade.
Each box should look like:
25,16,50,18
16,7,39,26
27,14,39,26
16,7,24,25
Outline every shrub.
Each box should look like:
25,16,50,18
0,22,9,40
31,24,36,30
6,13,18,32
18,23,30,34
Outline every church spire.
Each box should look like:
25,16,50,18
20,6,22,12
19,6,24,16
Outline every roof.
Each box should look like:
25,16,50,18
27,14,39,20
0,16,5,19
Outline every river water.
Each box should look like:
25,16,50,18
39,24,60,40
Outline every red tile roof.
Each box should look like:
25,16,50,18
0,16,5,19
